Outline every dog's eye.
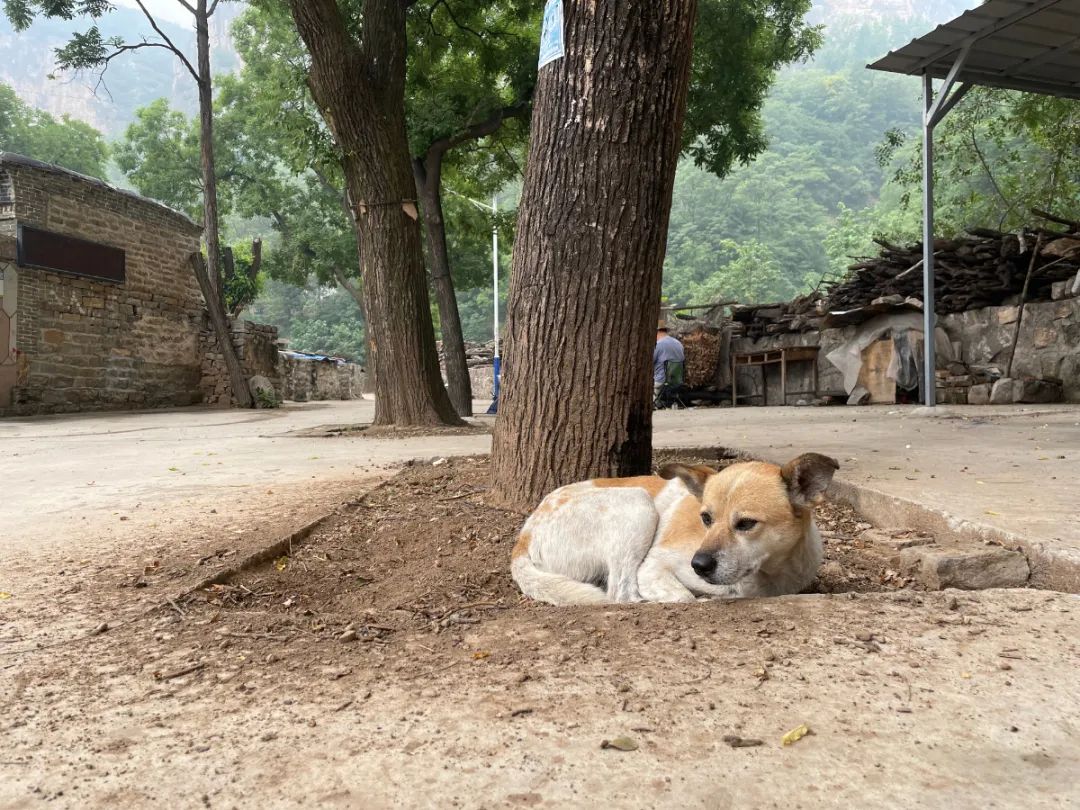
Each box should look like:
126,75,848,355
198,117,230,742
700,512,714,528
734,518,759,533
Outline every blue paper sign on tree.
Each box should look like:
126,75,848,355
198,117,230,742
538,0,565,69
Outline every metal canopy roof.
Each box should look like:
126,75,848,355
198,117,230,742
869,0,1080,100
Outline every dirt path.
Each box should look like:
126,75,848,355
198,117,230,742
3,404,1079,808
4,587,1077,808
2,456,1078,809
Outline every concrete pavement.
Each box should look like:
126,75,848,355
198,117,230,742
670,404,1080,588
2,400,1078,587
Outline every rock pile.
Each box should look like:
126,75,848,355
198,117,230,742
437,341,496,368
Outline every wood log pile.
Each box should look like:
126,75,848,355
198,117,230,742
679,329,721,388
826,228,1080,315
729,292,823,339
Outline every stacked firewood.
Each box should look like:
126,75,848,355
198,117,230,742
679,329,722,388
729,292,824,339
826,227,1080,314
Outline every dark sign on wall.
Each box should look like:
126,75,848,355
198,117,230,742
17,225,126,284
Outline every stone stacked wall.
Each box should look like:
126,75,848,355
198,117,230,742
0,156,205,415
731,296,1080,404
282,356,366,402
943,298,1080,401
200,318,368,406
200,318,283,407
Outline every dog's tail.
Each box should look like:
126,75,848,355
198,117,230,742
511,554,609,606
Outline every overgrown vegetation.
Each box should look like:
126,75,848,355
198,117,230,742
0,81,109,177
5,3,1078,355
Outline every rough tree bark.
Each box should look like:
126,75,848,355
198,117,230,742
285,0,462,426
191,253,253,408
413,158,472,417
489,0,698,510
194,0,252,408
412,101,532,418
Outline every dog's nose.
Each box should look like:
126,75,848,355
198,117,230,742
691,552,717,578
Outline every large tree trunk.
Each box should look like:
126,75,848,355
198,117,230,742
195,0,252,408
414,155,473,417
285,0,462,426
489,0,698,510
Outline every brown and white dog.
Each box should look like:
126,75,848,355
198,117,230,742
511,453,839,605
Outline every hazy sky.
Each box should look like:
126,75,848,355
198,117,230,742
115,0,194,28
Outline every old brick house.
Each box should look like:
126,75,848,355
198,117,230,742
0,153,207,415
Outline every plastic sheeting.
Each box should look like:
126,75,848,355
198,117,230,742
824,312,953,395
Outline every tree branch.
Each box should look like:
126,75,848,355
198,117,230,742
92,40,188,96
967,127,1016,231
175,0,197,15
133,0,199,82
430,0,484,41
425,98,532,160
331,264,365,310
312,166,355,226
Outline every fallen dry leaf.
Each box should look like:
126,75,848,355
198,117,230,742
601,736,638,752
782,724,811,746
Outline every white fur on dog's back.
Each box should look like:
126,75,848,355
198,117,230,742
512,481,679,605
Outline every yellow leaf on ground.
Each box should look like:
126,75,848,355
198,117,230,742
275,557,288,572
782,724,811,746
601,736,639,752
0,592,12,600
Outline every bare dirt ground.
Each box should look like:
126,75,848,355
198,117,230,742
3,454,1078,809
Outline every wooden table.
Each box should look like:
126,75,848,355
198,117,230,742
732,346,820,406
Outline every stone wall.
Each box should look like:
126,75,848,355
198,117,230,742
467,365,495,399
200,318,282,407
0,154,205,415
730,296,1080,405
941,297,1080,402
281,355,366,402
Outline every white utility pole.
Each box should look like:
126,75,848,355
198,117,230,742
443,186,503,408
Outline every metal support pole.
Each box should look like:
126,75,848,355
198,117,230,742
922,71,937,407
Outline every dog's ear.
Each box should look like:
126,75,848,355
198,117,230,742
781,453,839,508
659,463,717,500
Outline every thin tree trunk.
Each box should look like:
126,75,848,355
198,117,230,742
489,0,698,510
195,0,252,408
196,2,222,296
414,154,473,417
285,0,462,427
191,253,253,408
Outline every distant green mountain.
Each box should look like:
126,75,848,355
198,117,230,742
661,0,980,305
0,5,240,136
1,1,975,139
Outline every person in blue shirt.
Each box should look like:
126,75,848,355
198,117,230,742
654,324,684,396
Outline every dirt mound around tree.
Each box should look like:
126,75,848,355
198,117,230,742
186,453,913,649
282,422,492,439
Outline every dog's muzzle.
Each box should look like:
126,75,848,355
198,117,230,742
691,552,717,578
692,552,745,585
